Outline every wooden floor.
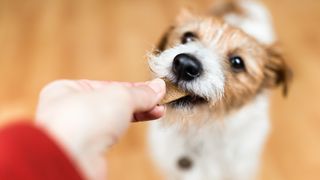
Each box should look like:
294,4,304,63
0,0,320,179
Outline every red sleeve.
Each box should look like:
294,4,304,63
0,121,84,180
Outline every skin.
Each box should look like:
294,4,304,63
35,78,166,179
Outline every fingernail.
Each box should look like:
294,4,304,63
148,78,165,93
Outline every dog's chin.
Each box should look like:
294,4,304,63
168,95,208,108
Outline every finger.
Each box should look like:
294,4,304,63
44,79,156,94
133,105,166,122
129,78,166,113
74,80,150,90
39,79,166,115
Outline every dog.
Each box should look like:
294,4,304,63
147,0,291,179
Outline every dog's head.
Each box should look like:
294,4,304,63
148,10,291,116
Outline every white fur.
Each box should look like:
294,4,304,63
224,0,276,45
149,42,225,101
148,1,275,179
148,95,270,180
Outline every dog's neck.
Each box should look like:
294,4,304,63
159,92,270,132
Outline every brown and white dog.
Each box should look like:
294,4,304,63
148,0,291,179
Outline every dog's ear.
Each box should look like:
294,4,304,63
210,0,243,17
263,44,292,96
156,27,173,52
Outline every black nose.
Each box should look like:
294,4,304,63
172,53,203,81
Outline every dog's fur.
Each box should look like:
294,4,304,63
148,0,290,179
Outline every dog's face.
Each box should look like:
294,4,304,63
149,11,290,116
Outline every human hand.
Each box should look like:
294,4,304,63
35,78,166,179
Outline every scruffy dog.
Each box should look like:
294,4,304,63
148,0,291,179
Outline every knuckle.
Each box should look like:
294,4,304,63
107,84,132,103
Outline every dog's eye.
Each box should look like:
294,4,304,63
229,56,246,72
181,32,197,44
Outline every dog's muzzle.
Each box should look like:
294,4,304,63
172,53,203,81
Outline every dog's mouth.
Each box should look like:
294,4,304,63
163,79,209,108
169,94,208,107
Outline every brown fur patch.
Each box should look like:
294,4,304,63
156,27,174,53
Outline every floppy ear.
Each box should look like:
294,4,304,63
156,26,174,53
263,44,292,96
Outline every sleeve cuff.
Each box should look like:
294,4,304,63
0,121,83,180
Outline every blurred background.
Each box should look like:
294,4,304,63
0,0,319,179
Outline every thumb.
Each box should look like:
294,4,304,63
129,78,166,113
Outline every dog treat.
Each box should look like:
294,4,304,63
160,80,187,104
